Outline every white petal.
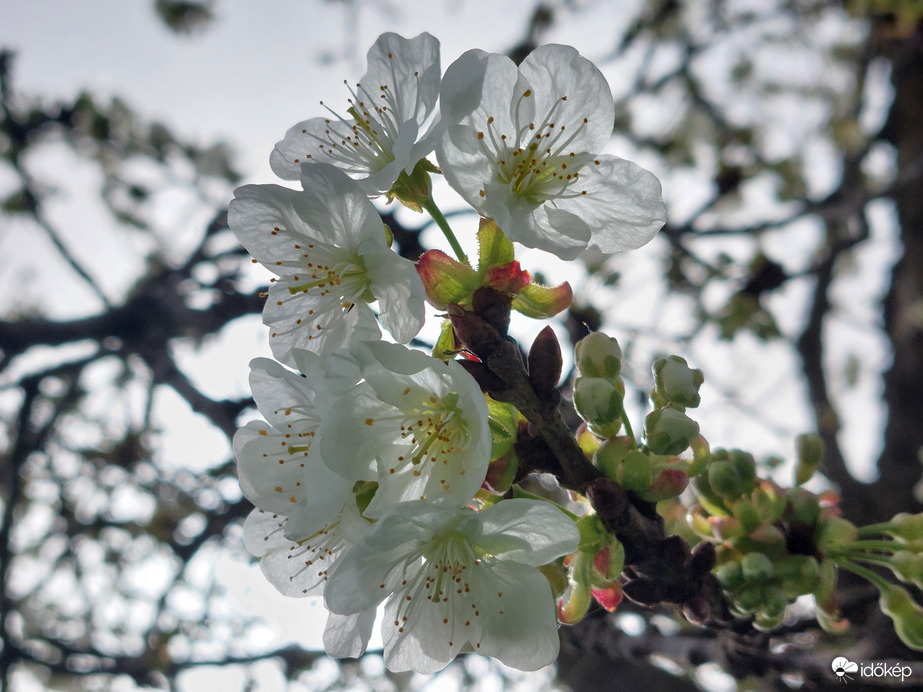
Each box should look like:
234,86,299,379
269,116,350,180
243,510,336,598
364,249,425,344
465,561,560,671
325,505,450,615
557,155,666,254
363,32,441,127
294,164,387,248
518,44,614,150
323,609,377,659
228,183,316,263
463,499,580,566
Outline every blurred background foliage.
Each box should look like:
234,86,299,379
1,0,922,690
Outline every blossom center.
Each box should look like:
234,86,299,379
389,529,496,648
301,56,426,175
476,91,600,204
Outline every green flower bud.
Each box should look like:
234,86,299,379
741,552,774,582
775,555,821,598
574,332,622,379
885,512,923,543
594,437,633,480
619,450,654,492
795,432,824,485
710,516,745,541
651,355,704,409
888,551,923,590
754,610,786,631
707,449,757,501
734,584,764,614
644,406,700,456
638,468,689,502
573,376,623,431
761,588,788,619
731,498,762,531
752,482,786,525
879,583,923,651
816,517,858,552
787,488,821,527
716,560,744,590
814,559,839,614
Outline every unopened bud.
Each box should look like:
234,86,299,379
816,517,858,551
795,432,824,485
651,355,704,409
573,377,623,432
528,325,563,396
879,583,923,651
716,561,744,590
644,406,699,456
741,552,774,582
574,332,622,379
885,512,923,542
618,450,654,492
887,551,923,590
594,437,633,480
707,449,756,501
558,552,593,625
639,468,689,502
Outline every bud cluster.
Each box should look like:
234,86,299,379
574,334,706,503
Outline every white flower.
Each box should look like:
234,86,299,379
320,341,491,517
234,350,357,540
324,499,580,673
270,32,442,196
228,163,425,366
437,44,666,260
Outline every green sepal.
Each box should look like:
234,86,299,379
417,251,480,310
477,217,515,272
432,318,458,361
511,280,573,318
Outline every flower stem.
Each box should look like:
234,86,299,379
833,556,891,592
838,539,901,554
621,411,638,449
857,522,895,537
422,197,469,265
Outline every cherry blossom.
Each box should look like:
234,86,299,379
324,499,580,673
271,32,442,196
319,341,491,517
228,163,424,366
437,44,666,260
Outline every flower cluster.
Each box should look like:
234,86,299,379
230,30,923,672
229,32,666,673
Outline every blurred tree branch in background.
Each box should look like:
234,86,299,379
1,0,923,690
